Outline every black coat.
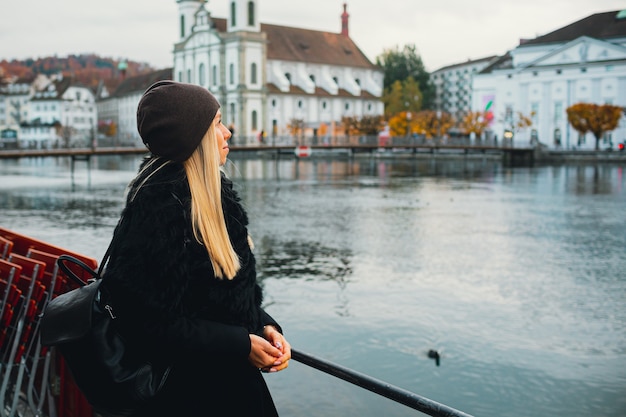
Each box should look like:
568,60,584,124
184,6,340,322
101,158,280,416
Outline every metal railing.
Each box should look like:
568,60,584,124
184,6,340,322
291,349,474,417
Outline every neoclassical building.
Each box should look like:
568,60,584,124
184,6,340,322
173,0,384,143
472,10,626,149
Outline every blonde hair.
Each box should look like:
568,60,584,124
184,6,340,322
184,125,240,279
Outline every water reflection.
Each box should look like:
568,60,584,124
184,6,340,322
1,155,625,417
257,236,353,283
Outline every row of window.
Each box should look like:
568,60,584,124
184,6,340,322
181,62,364,93
506,65,614,79
432,67,479,80
224,99,376,132
179,61,260,87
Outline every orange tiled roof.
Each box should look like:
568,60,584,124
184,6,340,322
261,23,376,69
195,17,377,69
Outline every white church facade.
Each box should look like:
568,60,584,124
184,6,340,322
173,0,384,144
472,10,626,150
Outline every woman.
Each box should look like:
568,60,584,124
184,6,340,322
101,80,290,416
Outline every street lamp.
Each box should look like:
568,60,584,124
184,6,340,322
405,101,411,139
503,129,514,146
436,110,442,142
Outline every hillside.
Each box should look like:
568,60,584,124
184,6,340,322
0,54,158,89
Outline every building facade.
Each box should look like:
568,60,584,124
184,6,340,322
472,10,626,149
0,77,31,147
173,0,383,143
21,75,97,148
96,68,172,146
431,56,498,122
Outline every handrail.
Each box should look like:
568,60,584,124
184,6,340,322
291,349,474,417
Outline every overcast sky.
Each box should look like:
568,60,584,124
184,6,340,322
2,0,624,72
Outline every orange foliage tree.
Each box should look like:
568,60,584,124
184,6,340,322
341,116,385,136
287,118,305,139
461,111,492,137
513,112,533,133
388,110,453,139
387,111,413,137
412,110,454,139
566,103,623,150
98,120,117,137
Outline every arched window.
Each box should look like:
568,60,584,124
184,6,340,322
178,71,183,82
180,15,185,38
212,65,217,86
251,63,257,84
187,69,192,83
199,63,206,86
230,2,236,27
284,73,291,83
229,63,235,85
251,110,258,130
248,1,255,26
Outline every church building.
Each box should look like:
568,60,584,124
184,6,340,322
173,0,384,143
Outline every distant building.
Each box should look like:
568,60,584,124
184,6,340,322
0,76,32,146
431,56,499,122
22,75,97,148
173,0,383,142
96,68,172,146
472,10,626,149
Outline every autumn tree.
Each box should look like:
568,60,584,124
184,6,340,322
511,111,533,138
341,116,384,136
341,116,360,136
358,115,385,135
461,111,492,138
98,120,117,137
287,118,305,140
566,103,623,150
382,77,422,118
387,110,452,138
412,110,455,139
387,111,413,137
376,44,435,109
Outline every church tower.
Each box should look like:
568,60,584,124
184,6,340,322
176,0,203,40
223,0,266,140
227,0,261,33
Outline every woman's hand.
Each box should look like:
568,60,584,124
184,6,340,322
262,325,291,372
248,326,291,373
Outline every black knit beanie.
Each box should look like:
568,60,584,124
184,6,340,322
137,80,220,162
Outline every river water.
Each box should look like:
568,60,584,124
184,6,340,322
1,153,625,417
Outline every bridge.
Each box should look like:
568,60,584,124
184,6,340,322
0,141,537,166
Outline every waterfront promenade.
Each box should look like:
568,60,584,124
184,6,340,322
0,140,542,165
0,142,624,165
